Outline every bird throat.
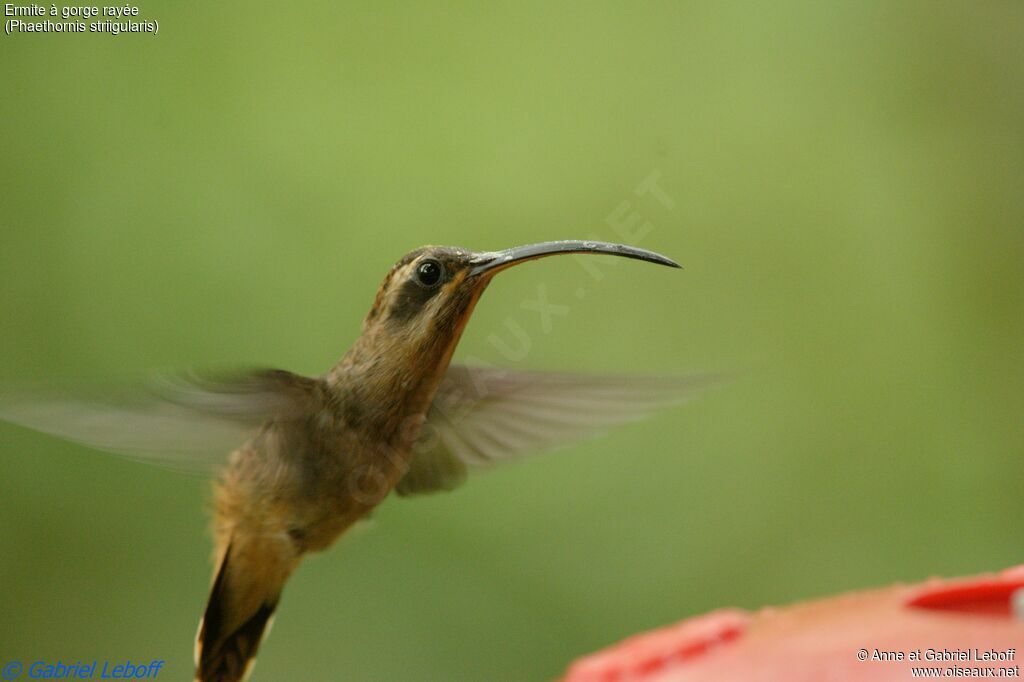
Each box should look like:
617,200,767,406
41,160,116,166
330,277,491,447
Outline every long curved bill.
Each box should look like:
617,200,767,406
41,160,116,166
468,240,680,277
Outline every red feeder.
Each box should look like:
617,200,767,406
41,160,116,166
565,566,1024,681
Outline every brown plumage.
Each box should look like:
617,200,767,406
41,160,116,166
0,241,718,682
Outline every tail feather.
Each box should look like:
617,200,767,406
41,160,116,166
194,538,292,682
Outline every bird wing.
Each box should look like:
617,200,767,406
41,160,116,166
0,368,318,474
395,365,721,496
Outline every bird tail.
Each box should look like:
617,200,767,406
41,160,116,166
194,534,296,682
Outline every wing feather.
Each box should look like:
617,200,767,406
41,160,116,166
0,368,318,474
396,365,722,495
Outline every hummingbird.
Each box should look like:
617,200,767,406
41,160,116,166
0,241,713,682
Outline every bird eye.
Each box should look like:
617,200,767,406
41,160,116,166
415,259,444,287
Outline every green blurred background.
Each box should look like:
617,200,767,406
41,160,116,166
2,2,1022,679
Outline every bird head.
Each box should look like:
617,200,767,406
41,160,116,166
342,241,680,425
363,240,679,343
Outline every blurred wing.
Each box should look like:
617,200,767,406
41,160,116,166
395,365,722,496
0,368,318,474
